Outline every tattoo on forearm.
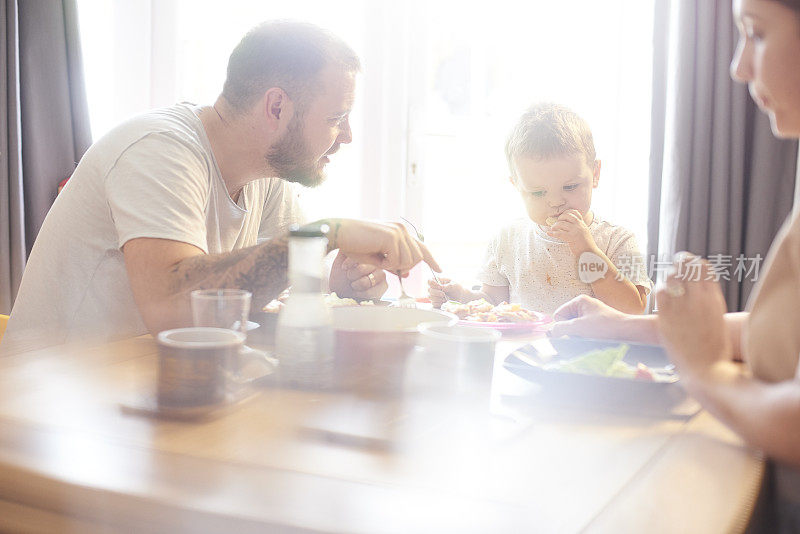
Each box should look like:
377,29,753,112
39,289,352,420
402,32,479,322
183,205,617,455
168,236,290,309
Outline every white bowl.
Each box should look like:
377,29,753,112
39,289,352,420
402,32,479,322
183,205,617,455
417,323,502,343
330,306,456,395
416,322,501,399
331,306,456,332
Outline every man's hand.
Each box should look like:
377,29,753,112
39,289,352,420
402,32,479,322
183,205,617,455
328,219,441,275
546,209,596,256
329,251,387,299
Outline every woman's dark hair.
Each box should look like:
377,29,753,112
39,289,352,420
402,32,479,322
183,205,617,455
771,0,800,13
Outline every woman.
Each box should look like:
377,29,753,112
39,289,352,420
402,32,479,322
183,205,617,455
551,0,800,528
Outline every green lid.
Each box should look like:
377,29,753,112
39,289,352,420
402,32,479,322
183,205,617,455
289,222,330,238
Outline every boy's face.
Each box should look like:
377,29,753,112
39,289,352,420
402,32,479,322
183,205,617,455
511,153,600,226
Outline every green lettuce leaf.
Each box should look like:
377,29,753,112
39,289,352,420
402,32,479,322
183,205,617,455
544,344,631,376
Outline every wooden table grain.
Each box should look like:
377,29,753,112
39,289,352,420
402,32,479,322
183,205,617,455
0,335,764,533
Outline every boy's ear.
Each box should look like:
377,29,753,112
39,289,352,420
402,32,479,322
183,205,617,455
592,160,601,188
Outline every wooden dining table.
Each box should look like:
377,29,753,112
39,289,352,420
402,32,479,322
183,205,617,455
0,332,764,533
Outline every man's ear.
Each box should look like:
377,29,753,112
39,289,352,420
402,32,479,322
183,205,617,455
592,159,601,188
263,87,294,131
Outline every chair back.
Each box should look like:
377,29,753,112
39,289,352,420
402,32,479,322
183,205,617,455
0,314,8,343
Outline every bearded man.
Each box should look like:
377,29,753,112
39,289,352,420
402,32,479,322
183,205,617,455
3,21,437,351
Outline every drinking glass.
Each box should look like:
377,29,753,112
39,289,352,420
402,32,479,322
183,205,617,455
191,289,252,334
191,289,275,383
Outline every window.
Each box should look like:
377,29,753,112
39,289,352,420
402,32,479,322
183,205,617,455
78,0,368,221
405,0,654,290
78,0,654,298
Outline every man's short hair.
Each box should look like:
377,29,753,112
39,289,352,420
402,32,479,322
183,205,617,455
505,103,596,174
222,20,361,113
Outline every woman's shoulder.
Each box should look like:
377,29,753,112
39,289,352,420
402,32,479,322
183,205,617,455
775,211,800,271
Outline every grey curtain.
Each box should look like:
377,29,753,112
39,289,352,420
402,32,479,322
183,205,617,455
0,0,91,314
648,0,798,312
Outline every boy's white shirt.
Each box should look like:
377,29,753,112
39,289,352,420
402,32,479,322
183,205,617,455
476,215,652,315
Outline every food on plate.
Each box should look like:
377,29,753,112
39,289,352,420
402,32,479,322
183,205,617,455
324,292,359,307
262,289,291,313
541,344,675,382
442,298,490,319
325,292,376,307
262,299,284,313
442,299,541,323
473,302,540,323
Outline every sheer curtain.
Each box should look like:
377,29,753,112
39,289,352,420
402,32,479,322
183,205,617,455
78,0,374,222
77,0,658,298
649,0,798,311
403,0,656,293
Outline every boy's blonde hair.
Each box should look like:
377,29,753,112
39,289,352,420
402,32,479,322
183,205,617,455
505,103,596,175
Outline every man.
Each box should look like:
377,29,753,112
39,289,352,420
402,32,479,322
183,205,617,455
2,21,437,352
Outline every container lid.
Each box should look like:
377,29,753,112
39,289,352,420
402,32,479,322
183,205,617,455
289,223,330,238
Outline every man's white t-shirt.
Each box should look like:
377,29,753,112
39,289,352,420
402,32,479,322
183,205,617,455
3,104,302,351
477,216,652,315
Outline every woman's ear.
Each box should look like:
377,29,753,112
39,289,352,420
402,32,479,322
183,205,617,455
592,160,602,188
508,174,518,188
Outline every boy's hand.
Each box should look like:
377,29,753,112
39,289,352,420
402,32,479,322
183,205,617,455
428,277,465,308
546,209,597,256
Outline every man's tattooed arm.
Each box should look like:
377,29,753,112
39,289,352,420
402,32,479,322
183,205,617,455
168,236,290,311
124,235,292,335
124,217,438,334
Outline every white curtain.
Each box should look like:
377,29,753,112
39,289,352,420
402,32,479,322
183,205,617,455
77,0,658,297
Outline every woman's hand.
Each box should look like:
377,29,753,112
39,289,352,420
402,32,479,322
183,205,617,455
550,295,634,339
328,251,388,300
655,254,733,377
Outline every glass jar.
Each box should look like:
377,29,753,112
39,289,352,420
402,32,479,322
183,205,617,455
274,224,334,389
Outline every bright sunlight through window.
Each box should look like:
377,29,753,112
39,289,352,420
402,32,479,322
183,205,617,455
78,0,654,296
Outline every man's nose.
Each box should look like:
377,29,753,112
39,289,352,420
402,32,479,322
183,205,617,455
338,118,353,144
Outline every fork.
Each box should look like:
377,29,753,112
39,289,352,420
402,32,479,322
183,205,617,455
394,271,417,308
400,217,459,306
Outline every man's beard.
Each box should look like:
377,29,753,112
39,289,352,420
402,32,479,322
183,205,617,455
266,116,327,188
